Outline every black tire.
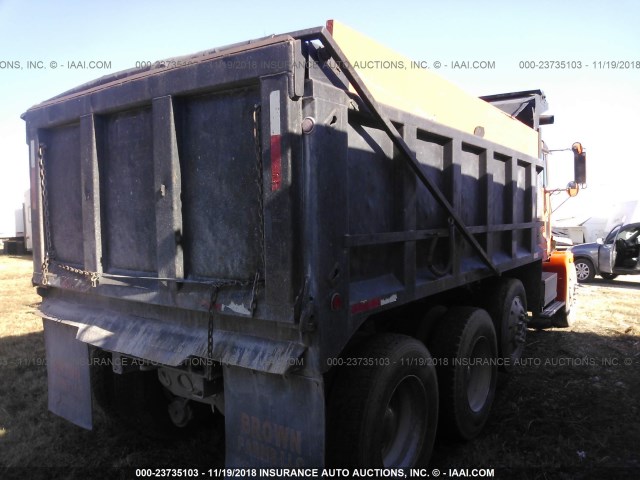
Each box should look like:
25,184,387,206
415,305,448,345
600,273,618,281
574,258,595,283
326,334,439,468
429,307,498,441
482,279,527,373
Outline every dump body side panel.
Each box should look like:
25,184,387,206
302,66,543,364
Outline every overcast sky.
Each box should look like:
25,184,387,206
1,0,638,235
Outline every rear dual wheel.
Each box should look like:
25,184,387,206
429,307,498,440
327,307,499,466
326,334,439,467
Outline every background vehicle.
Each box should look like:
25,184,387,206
23,21,582,468
571,222,640,282
0,189,31,254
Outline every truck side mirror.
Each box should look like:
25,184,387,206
566,181,579,197
572,142,587,185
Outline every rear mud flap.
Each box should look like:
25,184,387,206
43,318,92,429
224,365,324,468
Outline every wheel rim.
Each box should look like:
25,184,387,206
507,296,527,360
381,375,428,467
466,337,492,413
575,262,590,281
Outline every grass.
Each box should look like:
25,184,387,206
1,255,639,479
431,278,640,479
0,254,41,337
0,256,222,479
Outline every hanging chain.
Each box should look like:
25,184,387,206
37,143,100,287
252,104,266,275
38,112,265,356
38,144,53,285
57,264,101,288
205,276,257,377
207,285,219,362
204,109,265,369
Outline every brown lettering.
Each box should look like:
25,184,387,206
239,413,303,456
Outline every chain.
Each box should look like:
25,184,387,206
207,286,219,361
38,144,53,285
37,142,100,287
206,277,256,375
55,263,100,288
252,104,266,275
200,105,267,367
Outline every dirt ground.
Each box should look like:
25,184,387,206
0,255,638,479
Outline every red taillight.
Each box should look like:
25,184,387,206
330,293,343,311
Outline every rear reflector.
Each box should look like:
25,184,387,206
269,90,282,191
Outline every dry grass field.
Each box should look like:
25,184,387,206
1,255,639,479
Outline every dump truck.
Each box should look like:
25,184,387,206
23,20,581,469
